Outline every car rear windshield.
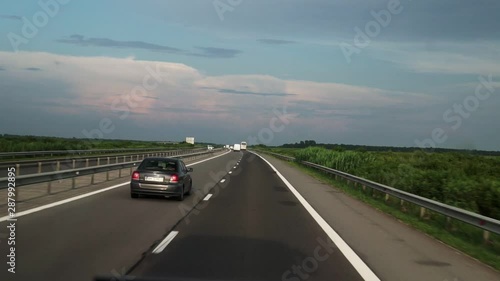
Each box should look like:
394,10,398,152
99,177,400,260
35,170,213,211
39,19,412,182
139,159,178,172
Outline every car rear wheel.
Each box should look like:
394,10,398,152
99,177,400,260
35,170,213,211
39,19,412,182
177,186,185,201
131,193,139,198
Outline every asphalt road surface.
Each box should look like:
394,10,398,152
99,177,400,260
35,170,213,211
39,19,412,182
0,151,498,281
0,151,238,281
130,151,365,281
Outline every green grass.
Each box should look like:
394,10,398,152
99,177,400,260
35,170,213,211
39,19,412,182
0,135,209,163
265,147,500,220
0,134,199,153
288,161,500,271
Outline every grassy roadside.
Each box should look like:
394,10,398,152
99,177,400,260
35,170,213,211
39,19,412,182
285,160,500,271
0,135,205,153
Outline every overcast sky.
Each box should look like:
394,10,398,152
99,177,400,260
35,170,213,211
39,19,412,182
0,0,499,150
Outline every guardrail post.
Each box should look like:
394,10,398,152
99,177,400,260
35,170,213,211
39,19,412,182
86,159,89,167
72,160,76,169
116,156,118,164
362,185,366,191
123,156,126,163
445,216,452,229
136,155,139,161
400,199,407,212
38,162,42,173
56,161,60,171
420,207,426,218
483,230,490,243
385,193,390,202
107,157,110,165
130,155,133,162
97,158,100,166
14,181,19,198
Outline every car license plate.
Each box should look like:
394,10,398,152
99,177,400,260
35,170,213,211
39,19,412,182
145,176,163,182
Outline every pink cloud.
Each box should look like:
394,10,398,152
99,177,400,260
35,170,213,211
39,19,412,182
0,51,435,129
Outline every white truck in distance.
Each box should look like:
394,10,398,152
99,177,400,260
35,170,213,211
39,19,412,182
233,144,241,151
240,141,247,150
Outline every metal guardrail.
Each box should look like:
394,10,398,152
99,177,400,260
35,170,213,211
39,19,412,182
0,148,205,166
0,147,198,159
0,148,208,177
0,149,223,189
256,150,500,235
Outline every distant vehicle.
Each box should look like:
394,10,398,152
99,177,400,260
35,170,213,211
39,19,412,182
130,157,193,201
229,145,233,150
233,144,241,151
240,141,247,150
207,145,214,150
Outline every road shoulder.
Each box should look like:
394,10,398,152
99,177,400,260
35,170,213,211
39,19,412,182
257,152,500,281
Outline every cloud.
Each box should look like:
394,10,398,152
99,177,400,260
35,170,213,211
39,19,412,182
257,39,296,45
3,51,496,149
25,67,42,71
0,14,21,21
201,87,295,97
56,35,242,59
189,47,242,58
56,34,183,53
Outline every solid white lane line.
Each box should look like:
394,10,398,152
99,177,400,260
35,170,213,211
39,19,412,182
203,194,213,201
152,231,179,254
254,152,381,281
0,151,232,222
220,179,226,183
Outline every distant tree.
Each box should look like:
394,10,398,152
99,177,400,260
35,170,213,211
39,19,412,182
356,147,367,153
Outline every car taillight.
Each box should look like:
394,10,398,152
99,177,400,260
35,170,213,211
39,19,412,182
170,174,179,183
132,171,140,180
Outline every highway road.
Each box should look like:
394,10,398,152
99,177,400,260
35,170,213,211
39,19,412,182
129,152,366,281
0,151,498,281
